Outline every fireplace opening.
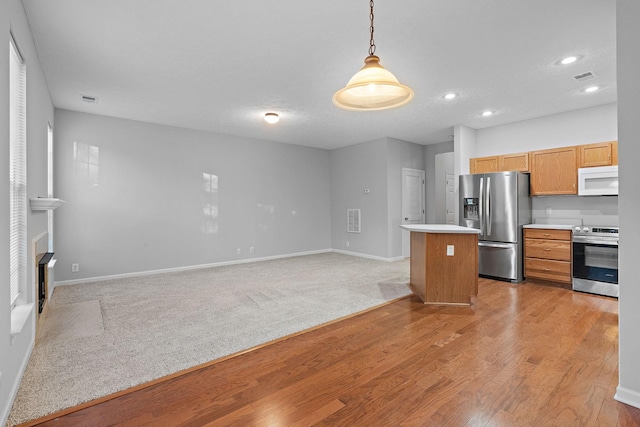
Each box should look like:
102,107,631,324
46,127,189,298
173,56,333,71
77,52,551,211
37,252,54,313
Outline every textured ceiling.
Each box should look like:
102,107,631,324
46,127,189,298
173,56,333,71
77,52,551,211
21,0,616,150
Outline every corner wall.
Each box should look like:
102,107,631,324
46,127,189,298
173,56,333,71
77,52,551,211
330,139,389,258
616,0,640,410
330,137,425,260
386,138,426,258
1,0,55,423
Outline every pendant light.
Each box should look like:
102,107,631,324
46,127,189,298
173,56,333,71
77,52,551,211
333,0,414,111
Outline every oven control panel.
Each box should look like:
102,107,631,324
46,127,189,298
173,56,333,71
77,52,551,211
573,226,619,236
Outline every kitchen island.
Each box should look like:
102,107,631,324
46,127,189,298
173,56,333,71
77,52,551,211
400,224,480,305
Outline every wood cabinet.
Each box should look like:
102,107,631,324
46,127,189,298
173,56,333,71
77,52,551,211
578,141,615,167
529,146,578,195
612,141,618,165
470,156,498,174
524,228,572,285
498,152,529,172
470,152,529,174
408,230,478,305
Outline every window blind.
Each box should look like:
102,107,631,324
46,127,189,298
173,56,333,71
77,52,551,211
9,35,27,306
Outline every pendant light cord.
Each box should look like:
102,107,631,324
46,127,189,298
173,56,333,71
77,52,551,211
369,0,376,55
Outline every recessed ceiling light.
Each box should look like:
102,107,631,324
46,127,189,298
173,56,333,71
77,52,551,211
481,110,494,117
264,112,279,124
560,56,578,65
584,85,600,93
444,93,457,100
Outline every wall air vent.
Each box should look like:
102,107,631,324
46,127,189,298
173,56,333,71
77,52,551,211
81,95,98,103
573,71,596,82
347,209,361,233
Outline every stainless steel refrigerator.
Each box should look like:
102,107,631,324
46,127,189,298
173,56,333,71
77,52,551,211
459,171,531,282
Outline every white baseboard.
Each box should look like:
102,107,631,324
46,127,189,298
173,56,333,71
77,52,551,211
331,249,404,263
615,385,640,409
54,249,333,287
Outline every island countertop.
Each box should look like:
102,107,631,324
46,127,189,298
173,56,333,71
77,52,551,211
400,224,481,234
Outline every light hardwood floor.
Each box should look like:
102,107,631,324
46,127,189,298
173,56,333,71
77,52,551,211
22,278,640,426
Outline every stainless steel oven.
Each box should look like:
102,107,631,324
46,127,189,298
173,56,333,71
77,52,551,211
572,226,618,298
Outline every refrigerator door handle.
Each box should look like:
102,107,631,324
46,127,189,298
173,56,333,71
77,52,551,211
478,242,513,249
486,176,491,236
479,177,484,235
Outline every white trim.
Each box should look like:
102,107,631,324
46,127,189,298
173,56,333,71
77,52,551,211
54,249,333,286
10,303,34,336
615,386,640,409
331,249,404,263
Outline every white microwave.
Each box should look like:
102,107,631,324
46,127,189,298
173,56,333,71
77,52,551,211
578,165,619,196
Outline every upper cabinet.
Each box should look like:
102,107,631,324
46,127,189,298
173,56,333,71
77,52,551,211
468,141,616,195
498,152,529,172
530,146,578,195
578,141,617,167
469,156,498,174
470,152,529,174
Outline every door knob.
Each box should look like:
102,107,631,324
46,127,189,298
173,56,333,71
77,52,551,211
404,217,409,221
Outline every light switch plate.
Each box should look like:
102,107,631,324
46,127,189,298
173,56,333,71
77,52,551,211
447,245,454,256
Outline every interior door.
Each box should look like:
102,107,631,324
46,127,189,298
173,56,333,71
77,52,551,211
402,168,425,258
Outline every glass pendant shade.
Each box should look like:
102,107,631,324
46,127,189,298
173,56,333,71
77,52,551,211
333,55,414,111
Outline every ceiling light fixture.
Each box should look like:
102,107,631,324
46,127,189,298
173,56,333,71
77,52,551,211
444,93,457,100
481,110,494,117
584,85,600,93
560,56,578,65
264,112,279,124
332,0,414,111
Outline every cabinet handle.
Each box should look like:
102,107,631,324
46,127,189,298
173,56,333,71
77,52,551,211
543,233,551,237
543,268,551,271
543,248,551,251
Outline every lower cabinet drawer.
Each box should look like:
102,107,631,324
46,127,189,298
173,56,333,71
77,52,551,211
525,258,572,284
525,239,571,261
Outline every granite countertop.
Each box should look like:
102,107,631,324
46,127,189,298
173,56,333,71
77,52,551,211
400,224,481,234
523,224,576,230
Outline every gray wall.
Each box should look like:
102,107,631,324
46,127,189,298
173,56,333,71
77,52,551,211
386,138,425,258
425,141,454,223
330,139,389,258
1,0,55,423
617,0,640,409
475,103,617,157
53,110,332,282
330,137,425,260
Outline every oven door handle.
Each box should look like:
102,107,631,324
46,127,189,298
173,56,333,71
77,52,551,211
572,237,618,246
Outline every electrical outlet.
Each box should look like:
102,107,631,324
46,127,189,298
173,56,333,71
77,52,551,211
346,241,350,247
249,246,255,254
236,248,241,255
71,263,80,272
446,245,455,256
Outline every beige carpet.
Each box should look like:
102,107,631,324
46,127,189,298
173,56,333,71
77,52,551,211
8,253,410,426
38,300,104,344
